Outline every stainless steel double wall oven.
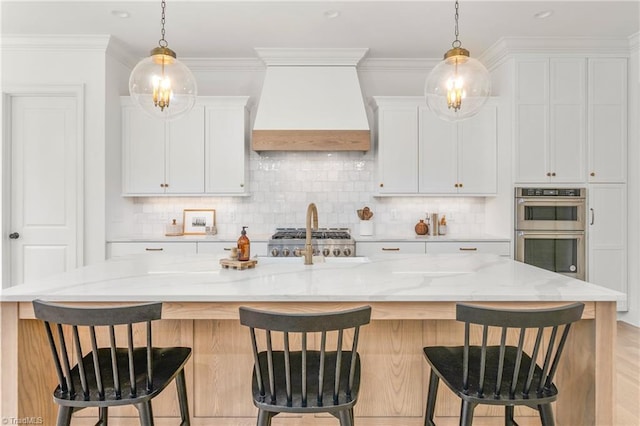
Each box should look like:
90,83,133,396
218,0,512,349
515,188,586,280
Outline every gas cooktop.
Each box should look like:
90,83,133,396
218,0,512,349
268,228,355,257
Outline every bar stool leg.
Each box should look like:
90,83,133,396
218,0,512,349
424,370,439,426
176,369,190,425
56,406,73,426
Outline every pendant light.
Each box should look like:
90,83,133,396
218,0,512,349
425,0,490,121
129,0,197,121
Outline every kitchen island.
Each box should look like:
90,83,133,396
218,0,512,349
0,253,623,425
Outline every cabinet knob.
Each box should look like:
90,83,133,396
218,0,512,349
546,172,551,177
590,172,595,177
459,183,463,188
551,172,556,177
240,183,244,188
380,183,384,188
454,183,458,188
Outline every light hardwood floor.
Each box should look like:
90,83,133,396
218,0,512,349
616,321,640,426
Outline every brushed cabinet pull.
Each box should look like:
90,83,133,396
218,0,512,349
459,247,478,251
145,248,164,251
590,208,595,226
381,247,400,251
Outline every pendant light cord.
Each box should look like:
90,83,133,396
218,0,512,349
159,0,168,48
452,0,461,48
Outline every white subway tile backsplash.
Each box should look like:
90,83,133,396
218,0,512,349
129,151,486,238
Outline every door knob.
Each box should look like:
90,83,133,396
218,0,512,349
9,232,19,239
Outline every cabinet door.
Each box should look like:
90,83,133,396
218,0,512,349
205,103,248,194
107,242,197,258
419,106,457,193
514,59,549,183
549,58,585,183
426,241,510,256
356,241,426,256
588,184,627,310
166,105,205,193
458,104,497,194
122,103,166,194
588,58,627,183
376,105,419,193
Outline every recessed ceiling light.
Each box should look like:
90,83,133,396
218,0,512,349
534,10,554,19
324,10,341,19
111,10,130,19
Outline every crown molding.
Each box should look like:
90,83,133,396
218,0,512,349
481,36,633,71
0,34,110,52
358,58,438,72
105,37,138,69
254,48,369,66
630,32,640,52
183,57,265,72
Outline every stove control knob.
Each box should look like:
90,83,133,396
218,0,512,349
293,248,302,257
282,248,290,257
333,248,341,257
270,248,279,257
343,247,352,257
322,247,330,257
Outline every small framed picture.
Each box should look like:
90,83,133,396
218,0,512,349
183,209,216,235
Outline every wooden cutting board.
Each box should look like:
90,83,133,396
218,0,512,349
219,259,257,270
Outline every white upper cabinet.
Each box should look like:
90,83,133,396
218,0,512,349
165,105,206,193
420,103,497,195
515,57,627,185
373,98,420,194
374,97,497,196
122,96,248,196
515,58,585,183
204,97,249,194
588,58,627,183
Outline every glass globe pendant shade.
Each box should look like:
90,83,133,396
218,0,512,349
425,47,491,122
129,47,197,121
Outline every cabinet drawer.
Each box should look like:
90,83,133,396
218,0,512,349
197,241,268,257
107,242,197,258
426,241,510,256
356,242,426,256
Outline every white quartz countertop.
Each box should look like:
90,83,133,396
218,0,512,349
107,234,509,243
0,253,623,303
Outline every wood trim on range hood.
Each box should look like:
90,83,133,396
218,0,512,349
252,48,371,152
252,130,370,151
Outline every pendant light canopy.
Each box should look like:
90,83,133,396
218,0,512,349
129,0,197,121
425,0,490,121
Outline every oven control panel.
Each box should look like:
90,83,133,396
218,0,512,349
517,188,583,197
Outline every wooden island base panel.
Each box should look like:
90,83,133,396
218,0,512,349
0,253,621,425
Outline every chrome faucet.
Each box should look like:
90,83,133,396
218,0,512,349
304,203,318,265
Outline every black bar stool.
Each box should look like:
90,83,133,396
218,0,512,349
239,305,372,426
423,302,584,426
32,299,192,426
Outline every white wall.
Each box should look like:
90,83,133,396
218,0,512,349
105,40,136,241
1,36,108,266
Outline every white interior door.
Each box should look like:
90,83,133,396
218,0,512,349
9,94,80,286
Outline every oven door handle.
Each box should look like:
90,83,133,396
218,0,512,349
590,208,595,226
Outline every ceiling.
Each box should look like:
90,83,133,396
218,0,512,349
1,1,638,60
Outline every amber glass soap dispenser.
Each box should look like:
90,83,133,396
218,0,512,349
237,226,250,261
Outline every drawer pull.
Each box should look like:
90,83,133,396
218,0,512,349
381,248,400,251
459,247,478,251
145,248,164,251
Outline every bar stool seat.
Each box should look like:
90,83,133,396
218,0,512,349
239,305,372,426
423,302,584,426
33,300,191,426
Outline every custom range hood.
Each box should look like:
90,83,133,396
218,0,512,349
252,48,370,151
